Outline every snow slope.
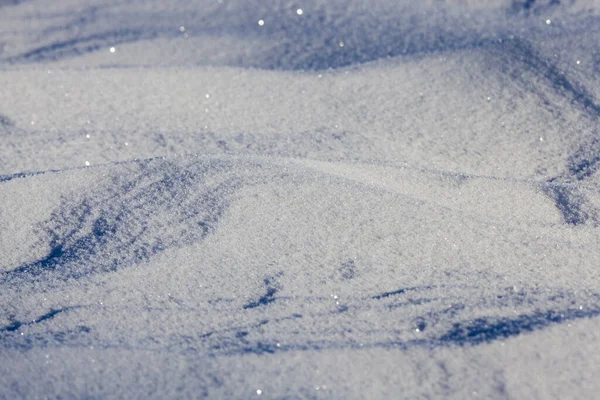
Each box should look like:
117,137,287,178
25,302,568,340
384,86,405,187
1,0,600,398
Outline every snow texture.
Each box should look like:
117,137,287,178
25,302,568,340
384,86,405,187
1,0,600,398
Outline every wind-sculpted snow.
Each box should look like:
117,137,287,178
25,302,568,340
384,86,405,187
1,158,240,284
2,0,600,399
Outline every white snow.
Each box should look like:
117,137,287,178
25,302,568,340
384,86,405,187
1,0,600,398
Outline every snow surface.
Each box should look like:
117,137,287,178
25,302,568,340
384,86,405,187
2,0,600,398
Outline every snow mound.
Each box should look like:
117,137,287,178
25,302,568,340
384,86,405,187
2,0,600,398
